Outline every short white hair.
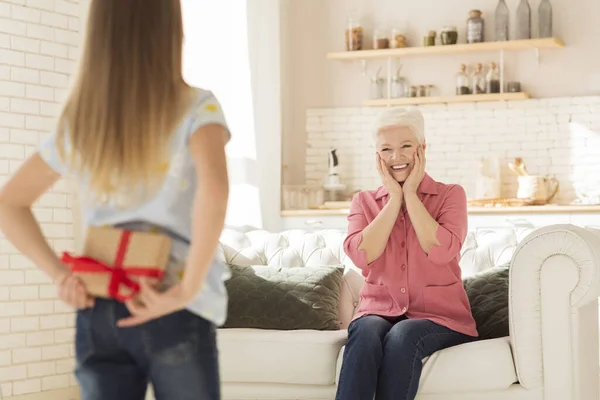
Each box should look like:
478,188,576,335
371,106,425,144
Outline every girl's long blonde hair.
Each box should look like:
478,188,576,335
57,0,192,205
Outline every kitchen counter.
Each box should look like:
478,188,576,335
281,204,600,217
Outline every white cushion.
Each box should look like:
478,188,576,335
335,337,517,393
218,328,347,385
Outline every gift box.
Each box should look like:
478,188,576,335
60,226,172,302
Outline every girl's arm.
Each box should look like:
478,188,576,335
180,123,230,297
0,154,68,281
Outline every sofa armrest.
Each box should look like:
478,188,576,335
509,224,600,397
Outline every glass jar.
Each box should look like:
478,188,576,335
390,29,408,48
370,76,385,99
391,75,408,98
486,62,501,93
373,29,389,49
467,10,484,43
425,84,435,97
345,11,364,51
471,63,486,94
506,81,521,93
424,30,436,46
440,26,458,45
408,86,417,97
418,85,427,97
456,64,470,95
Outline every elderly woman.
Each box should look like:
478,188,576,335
335,107,478,400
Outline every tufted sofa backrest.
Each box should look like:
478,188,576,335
217,227,535,329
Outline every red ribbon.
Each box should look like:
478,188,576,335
60,230,164,302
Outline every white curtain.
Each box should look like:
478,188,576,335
181,0,282,231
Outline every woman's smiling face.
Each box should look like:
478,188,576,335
376,125,424,183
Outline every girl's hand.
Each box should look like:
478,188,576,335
57,273,95,310
403,145,426,195
376,153,402,199
117,279,194,327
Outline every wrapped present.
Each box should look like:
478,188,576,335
60,226,172,302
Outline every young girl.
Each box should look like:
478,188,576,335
0,1,230,399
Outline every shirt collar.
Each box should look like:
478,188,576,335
375,173,439,200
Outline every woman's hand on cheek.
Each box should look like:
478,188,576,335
376,153,402,199
403,145,426,195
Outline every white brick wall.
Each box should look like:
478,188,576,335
305,97,600,204
0,0,79,398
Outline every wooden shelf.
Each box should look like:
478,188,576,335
364,92,530,107
327,38,564,61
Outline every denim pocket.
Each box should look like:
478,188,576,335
75,307,96,364
142,310,216,366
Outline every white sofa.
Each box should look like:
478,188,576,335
215,224,600,400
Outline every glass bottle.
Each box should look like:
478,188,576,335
370,76,385,99
467,10,484,43
486,62,501,94
471,63,486,94
494,0,509,41
515,0,531,40
456,64,470,95
538,0,553,38
391,75,407,98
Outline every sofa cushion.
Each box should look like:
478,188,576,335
223,265,344,330
419,337,518,393
334,337,517,393
218,328,347,385
462,265,510,340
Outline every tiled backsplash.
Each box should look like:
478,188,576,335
305,97,600,204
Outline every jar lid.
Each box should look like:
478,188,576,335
469,9,482,18
442,26,457,32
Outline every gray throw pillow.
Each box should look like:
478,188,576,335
223,264,344,331
462,264,510,340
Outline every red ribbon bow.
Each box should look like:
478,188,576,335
60,230,164,302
